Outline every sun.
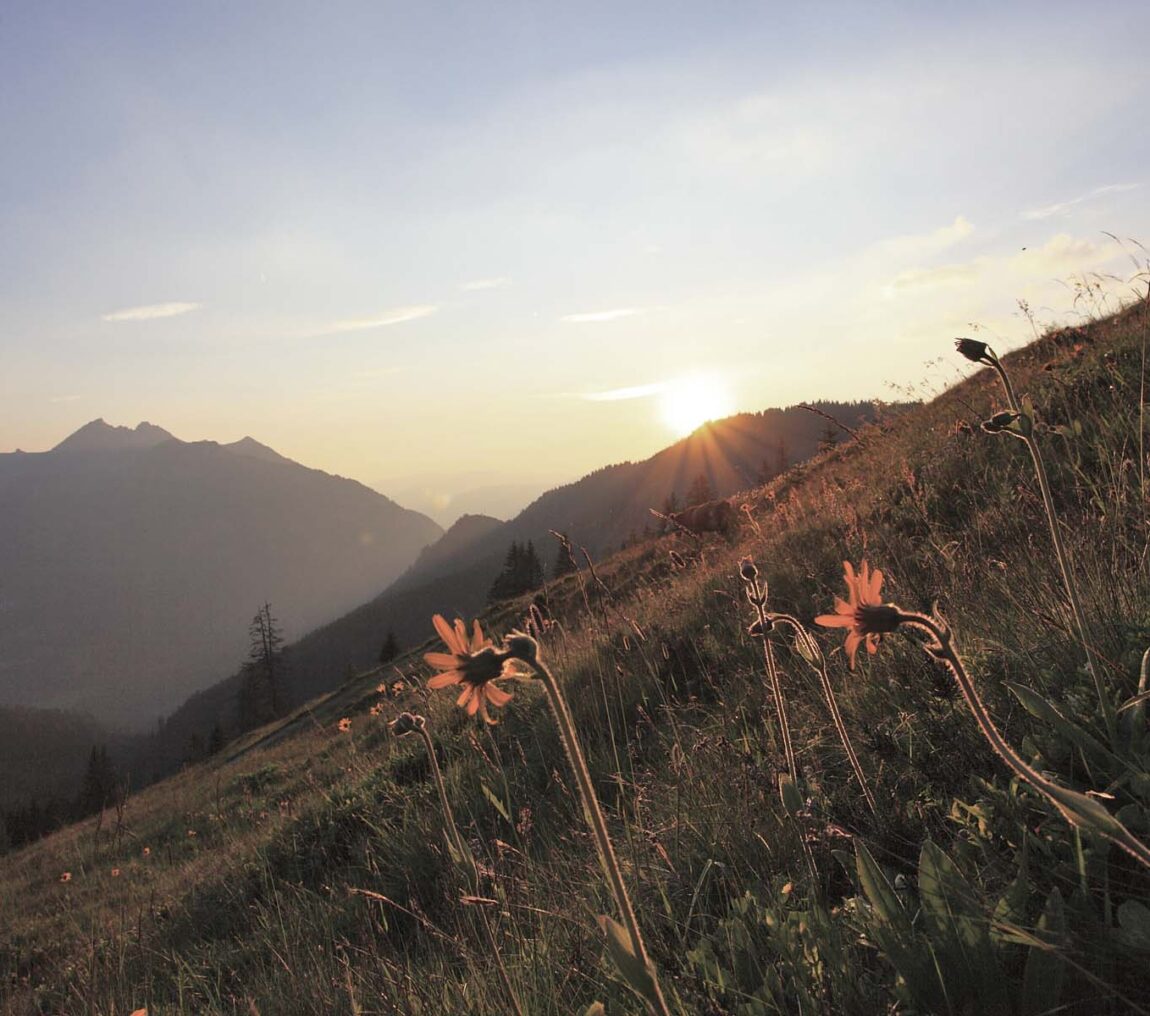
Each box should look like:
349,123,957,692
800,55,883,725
659,375,734,436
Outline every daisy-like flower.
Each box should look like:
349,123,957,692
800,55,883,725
337,717,352,733
815,560,902,669
59,872,72,883
424,614,516,725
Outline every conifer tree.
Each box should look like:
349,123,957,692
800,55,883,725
238,603,285,731
489,540,545,601
379,630,400,665
77,744,117,816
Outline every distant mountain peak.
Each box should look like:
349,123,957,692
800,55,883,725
52,419,176,453
223,436,293,465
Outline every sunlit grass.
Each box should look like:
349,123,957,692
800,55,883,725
2,294,1149,1014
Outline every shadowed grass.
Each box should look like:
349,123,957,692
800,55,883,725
2,297,1149,1014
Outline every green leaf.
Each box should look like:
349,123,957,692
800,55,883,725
1021,888,1066,1016
855,842,946,1011
918,841,1008,1012
778,774,803,817
480,781,512,823
598,915,658,1004
855,842,906,931
1007,682,1127,777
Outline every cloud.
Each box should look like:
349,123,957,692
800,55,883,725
460,277,511,292
884,232,1118,299
102,301,201,322
1023,183,1139,221
877,216,974,260
888,262,980,291
49,394,82,403
581,381,667,401
560,307,642,323
321,305,437,334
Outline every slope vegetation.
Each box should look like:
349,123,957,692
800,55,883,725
2,303,1149,1014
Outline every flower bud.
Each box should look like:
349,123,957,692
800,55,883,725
981,410,1021,434
503,631,540,667
738,556,758,582
389,712,425,736
955,337,995,366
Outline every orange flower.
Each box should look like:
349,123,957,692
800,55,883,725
59,871,72,883
111,868,121,877
815,560,901,669
338,717,352,732
142,846,151,858
424,614,515,725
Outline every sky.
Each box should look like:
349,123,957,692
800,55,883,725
3,0,1149,505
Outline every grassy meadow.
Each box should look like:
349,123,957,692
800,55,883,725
3,296,1150,1014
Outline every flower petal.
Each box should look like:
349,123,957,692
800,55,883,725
424,652,459,669
433,614,461,653
428,671,462,689
485,683,513,707
868,567,883,602
815,613,855,629
845,631,862,670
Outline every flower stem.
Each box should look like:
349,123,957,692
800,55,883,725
531,658,673,1016
772,614,875,813
988,352,1115,742
751,600,797,781
898,610,1150,869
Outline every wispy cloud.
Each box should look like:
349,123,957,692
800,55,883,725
560,307,642,324
581,380,666,401
321,305,437,334
887,262,980,291
102,301,201,322
877,216,974,260
460,277,511,292
884,232,1118,298
1023,183,1138,221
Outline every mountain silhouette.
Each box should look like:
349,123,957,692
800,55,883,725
0,422,442,728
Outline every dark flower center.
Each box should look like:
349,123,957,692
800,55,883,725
856,604,902,635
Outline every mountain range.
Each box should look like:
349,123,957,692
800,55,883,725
0,420,442,728
149,400,893,767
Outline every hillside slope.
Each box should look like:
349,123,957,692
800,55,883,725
2,302,1148,1014
150,401,889,763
